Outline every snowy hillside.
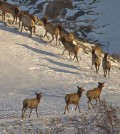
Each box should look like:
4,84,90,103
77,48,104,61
6,0,120,54
0,14,120,133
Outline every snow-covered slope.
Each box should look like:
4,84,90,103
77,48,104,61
6,0,120,54
0,18,120,133
92,0,120,54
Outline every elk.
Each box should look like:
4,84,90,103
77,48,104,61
42,17,59,46
0,1,19,24
22,93,42,119
56,24,75,45
102,53,111,77
86,82,104,109
60,37,80,62
92,49,101,74
21,15,36,37
37,18,44,27
18,10,38,32
64,86,84,114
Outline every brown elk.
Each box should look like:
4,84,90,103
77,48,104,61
56,24,75,45
64,86,84,114
102,53,111,77
42,17,59,46
22,93,42,119
60,37,80,62
18,10,38,32
86,82,104,109
21,15,36,37
0,1,19,24
92,49,101,74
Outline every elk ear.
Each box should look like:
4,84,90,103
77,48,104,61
77,86,83,89
105,52,109,55
104,52,106,55
82,87,84,91
35,92,38,95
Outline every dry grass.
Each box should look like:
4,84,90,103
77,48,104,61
111,53,120,62
36,100,120,134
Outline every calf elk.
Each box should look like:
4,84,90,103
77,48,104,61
86,82,104,109
0,1,19,24
22,93,42,119
102,53,111,77
64,86,84,114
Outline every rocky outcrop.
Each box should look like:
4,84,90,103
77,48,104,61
44,0,73,19
8,0,104,44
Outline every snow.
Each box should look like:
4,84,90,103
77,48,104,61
6,0,120,54
0,18,120,133
61,0,120,54
88,0,120,54
0,0,120,132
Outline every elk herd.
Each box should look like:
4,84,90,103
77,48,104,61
0,1,112,118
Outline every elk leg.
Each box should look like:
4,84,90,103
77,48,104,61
98,65,100,71
91,63,93,70
29,109,32,118
64,105,67,114
95,99,97,105
44,31,50,39
55,35,58,46
87,100,90,110
2,12,5,21
18,20,21,28
90,100,94,108
62,49,66,55
108,69,110,78
44,31,47,38
12,15,15,24
69,52,72,59
29,27,32,38
49,35,54,43
74,104,77,111
33,26,36,33
74,53,79,63
67,105,69,113
98,96,101,103
35,108,39,118
22,107,27,119
24,27,28,31
95,63,98,74
88,99,94,109
15,16,18,24
21,107,24,119
21,24,24,32
77,103,81,113
104,70,107,77
59,39,62,46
